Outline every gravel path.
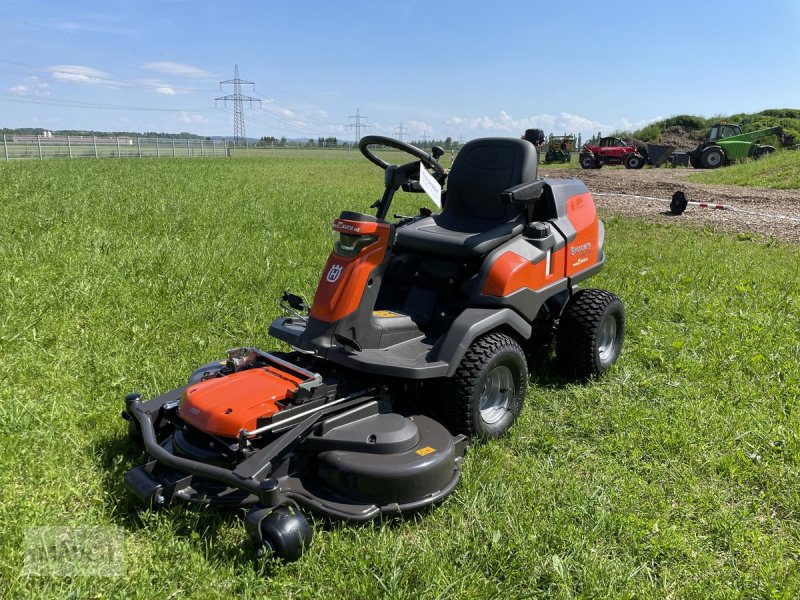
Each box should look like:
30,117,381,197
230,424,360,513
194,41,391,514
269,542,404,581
540,167,800,243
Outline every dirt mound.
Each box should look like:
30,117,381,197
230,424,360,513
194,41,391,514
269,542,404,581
659,126,704,151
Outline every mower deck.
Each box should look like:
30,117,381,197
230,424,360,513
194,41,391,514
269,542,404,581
124,359,467,523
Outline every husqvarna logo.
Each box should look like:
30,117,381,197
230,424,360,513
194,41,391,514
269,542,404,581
570,242,592,256
326,264,343,283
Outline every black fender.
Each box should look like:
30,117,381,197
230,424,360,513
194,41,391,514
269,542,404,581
430,308,532,377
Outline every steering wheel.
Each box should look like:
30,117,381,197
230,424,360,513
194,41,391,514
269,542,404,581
359,135,447,184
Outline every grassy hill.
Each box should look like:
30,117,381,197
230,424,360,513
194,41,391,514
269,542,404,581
615,109,800,151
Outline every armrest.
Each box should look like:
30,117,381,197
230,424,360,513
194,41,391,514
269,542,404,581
501,179,545,204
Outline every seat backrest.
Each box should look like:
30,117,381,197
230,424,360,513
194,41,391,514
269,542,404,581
444,138,538,222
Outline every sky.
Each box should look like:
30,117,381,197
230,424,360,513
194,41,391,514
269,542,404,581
1,0,798,142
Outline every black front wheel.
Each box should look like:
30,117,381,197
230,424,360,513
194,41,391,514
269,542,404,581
438,332,528,439
700,146,725,169
580,154,595,169
259,507,313,562
556,289,625,378
624,154,645,169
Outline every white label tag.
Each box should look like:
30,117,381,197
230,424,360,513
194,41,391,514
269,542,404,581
419,163,442,208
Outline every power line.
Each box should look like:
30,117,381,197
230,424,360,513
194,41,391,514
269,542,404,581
0,91,215,112
346,108,370,143
394,121,408,142
215,65,260,146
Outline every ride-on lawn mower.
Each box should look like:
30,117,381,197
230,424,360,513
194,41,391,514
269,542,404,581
122,136,625,561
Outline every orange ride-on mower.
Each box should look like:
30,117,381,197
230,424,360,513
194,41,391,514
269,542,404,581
122,136,625,561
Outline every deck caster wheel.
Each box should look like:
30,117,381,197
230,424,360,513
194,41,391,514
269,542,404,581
258,507,312,562
127,418,143,446
439,332,527,440
557,289,625,378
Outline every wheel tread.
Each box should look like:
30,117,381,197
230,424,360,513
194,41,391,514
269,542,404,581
557,289,624,377
440,332,526,438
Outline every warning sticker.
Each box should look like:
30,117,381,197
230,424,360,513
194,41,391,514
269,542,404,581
415,446,435,456
373,310,403,318
419,163,442,208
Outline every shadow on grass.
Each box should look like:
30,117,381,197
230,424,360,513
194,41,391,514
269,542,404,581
91,433,289,575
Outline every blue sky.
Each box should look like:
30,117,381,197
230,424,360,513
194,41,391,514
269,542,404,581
1,0,798,141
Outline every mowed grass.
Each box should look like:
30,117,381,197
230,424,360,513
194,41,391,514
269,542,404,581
1,157,799,598
689,150,800,189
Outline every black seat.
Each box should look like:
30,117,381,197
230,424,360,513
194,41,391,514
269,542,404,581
395,137,538,258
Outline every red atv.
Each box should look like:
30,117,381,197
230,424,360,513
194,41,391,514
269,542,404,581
580,136,645,169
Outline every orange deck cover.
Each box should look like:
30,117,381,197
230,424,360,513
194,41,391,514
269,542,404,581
178,368,302,437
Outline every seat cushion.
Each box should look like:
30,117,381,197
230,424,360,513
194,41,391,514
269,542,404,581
395,212,525,258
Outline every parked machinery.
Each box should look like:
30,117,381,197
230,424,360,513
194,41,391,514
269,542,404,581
687,123,797,169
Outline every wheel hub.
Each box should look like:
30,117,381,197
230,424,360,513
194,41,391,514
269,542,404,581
479,365,513,424
597,315,618,362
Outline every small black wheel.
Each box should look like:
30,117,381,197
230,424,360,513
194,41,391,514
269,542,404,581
624,154,645,169
700,146,725,169
439,332,528,439
557,289,625,378
259,507,312,562
689,155,701,169
127,417,143,447
580,154,595,169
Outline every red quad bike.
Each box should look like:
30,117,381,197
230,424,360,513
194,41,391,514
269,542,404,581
122,136,625,561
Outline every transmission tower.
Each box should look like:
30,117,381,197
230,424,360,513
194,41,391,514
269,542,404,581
216,64,261,146
394,122,408,142
346,108,370,143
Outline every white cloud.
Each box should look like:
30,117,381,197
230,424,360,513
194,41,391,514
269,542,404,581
8,76,50,96
142,62,212,78
445,110,663,139
155,86,176,95
48,65,109,85
406,120,432,136
178,112,205,124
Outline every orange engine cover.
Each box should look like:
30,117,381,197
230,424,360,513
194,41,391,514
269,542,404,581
178,368,303,437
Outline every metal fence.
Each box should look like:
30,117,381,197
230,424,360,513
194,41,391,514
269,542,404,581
0,134,374,162
1,134,233,161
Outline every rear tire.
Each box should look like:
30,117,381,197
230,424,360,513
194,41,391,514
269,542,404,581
753,145,775,159
700,146,725,169
557,289,625,378
439,332,527,439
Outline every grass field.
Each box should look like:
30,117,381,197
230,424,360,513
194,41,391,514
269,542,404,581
1,157,799,598
689,150,800,189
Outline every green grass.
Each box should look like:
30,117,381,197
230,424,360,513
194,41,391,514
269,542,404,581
688,150,800,189
1,158,799,598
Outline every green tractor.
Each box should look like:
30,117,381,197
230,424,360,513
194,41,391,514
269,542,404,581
688,123,796,169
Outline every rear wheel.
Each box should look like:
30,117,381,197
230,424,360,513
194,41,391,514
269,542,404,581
700,146,725,169
753,145,775,159
557,289,625,378
580,154,595,169
438,332,527,439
